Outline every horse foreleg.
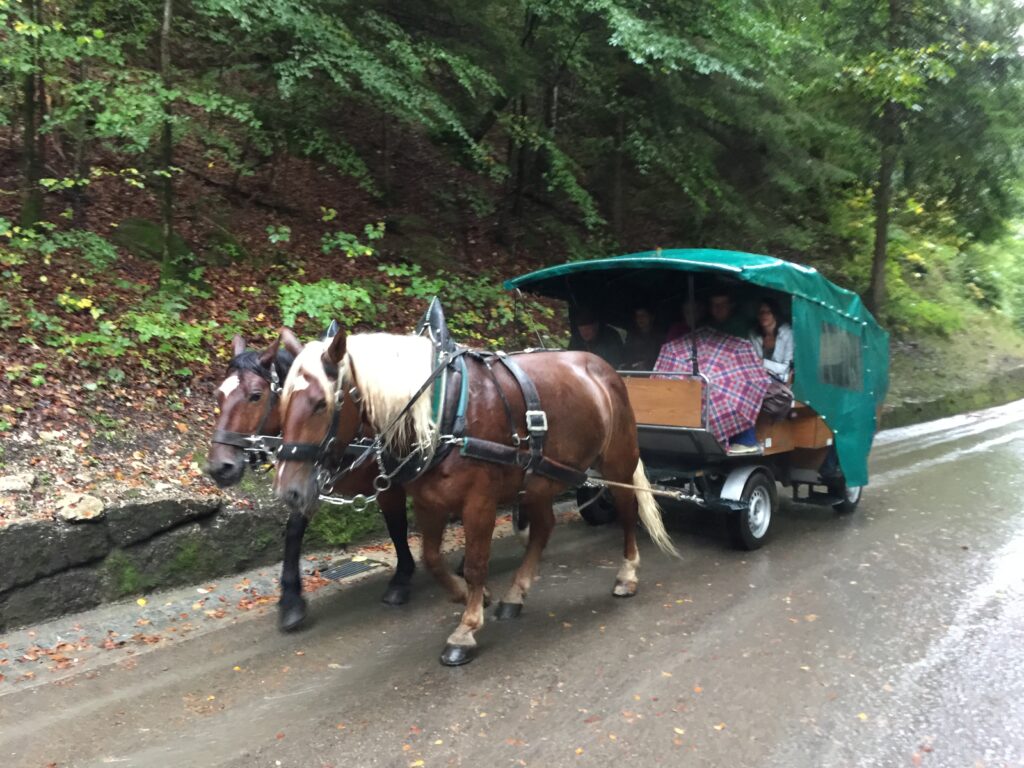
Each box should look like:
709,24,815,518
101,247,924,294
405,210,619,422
416,503,469,605
496,500,555,620
608,485,641,598
279,510,309,631
379,487,414,606
440,497,497,666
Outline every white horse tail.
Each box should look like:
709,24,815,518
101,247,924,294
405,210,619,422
634,459,680,559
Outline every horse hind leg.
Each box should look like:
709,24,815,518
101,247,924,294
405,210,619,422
495,499,555,620
441,495,497,666
606,483,641,598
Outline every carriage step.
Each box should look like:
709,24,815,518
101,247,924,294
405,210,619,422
320,557,384,581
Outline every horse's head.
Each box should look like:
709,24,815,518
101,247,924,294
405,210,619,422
274,330,364,514
206,330,302,488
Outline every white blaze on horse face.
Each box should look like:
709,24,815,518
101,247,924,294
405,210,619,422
218,374,241,398
291,375,311,392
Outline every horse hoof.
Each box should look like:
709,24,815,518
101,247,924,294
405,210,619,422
278,596,308,631
494,601,523,620
612,580,638,598
440,643,475,666
381,584,411,606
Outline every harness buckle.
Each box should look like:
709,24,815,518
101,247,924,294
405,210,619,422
525,410,548,434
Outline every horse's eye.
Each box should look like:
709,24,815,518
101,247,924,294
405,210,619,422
249,391,263,402
314,399,327,412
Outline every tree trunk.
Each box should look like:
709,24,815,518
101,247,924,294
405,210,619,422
865,0,904,316
470,10,539,142
19,0,44,227
611,113,625,240
867,129,897,315
159,0,176,286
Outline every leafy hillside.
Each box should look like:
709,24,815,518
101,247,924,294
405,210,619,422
3,0,1024,505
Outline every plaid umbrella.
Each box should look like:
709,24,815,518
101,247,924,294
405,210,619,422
653,327,771,446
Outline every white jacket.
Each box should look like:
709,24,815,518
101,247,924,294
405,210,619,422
749,323,794,381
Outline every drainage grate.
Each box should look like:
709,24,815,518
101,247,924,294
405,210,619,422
320,558,383,581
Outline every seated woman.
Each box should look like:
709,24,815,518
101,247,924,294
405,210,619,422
749,298,794,382
568,306,624,368
622,305,662,370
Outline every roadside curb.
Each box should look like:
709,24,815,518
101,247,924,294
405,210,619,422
883,364,1024,429
0,494,289,632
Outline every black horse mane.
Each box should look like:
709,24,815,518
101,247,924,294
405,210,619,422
228,348,295,383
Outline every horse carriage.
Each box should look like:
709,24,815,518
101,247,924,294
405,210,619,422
207,247,887,665
506,248,890,550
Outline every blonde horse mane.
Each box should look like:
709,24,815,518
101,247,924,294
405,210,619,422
281,334,438,456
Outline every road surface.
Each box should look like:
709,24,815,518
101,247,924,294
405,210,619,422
2,401,1023,767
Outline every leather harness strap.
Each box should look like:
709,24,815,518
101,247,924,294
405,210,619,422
458,351,588,488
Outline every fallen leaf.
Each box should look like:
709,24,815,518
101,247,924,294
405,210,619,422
233,666,242,672
136,598,147,607
575,747,584,756
276,732,285,740
804,614,818,622
409,761,424,768
857,712,869,721
693,685,703,694
175,422,188,433
713,722,726,731
661,671,672,677
673,727,686,735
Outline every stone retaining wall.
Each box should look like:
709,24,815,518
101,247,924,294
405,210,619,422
0,496,288,632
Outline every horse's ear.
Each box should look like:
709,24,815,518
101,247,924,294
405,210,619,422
231,334,246,358
279,327,303,357
321,319,340,340
323,329,347,366
258,337,280,370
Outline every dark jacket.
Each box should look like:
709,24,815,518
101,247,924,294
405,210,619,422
569,326,624,368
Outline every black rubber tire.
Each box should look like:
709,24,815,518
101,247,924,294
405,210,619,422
576,486,617,526
828,480,862,515
726,471,777,551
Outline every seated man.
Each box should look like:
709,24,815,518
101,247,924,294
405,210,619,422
707,289,748,338
568,306,624,368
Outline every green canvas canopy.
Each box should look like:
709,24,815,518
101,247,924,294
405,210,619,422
505,248,889,487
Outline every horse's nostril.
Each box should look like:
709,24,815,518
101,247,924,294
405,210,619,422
284,489,303,508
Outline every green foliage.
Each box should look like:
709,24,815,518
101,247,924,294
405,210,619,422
308,502,386,547
278,279,377,329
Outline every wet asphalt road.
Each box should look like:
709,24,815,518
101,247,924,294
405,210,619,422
2,402,1024,768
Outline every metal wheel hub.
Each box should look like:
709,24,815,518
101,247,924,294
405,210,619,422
747,486,771,538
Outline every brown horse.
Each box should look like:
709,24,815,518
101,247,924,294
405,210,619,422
205,331,416,629
274,328,677,666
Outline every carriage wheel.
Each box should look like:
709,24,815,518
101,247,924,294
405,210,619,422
576,485,617,526
829,480,862,515
726,470,777,551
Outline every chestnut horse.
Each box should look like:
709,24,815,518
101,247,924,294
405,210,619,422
205,331,416,629
274,328,677,666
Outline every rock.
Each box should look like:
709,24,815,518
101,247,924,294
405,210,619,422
56,493,106,522
0,564,106,633
0,473,36,493
0,519,110,593
104,495,221,547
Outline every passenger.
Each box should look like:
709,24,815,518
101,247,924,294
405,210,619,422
707,289,748,337
664,298,706,342
568,306,624,368
749,298,794,382
622,305,662,370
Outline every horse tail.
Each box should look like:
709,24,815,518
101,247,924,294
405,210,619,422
633,459,680,559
